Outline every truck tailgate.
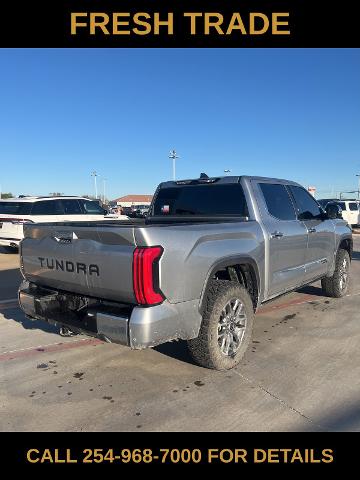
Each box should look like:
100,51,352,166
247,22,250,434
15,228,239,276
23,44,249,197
21,223,137,303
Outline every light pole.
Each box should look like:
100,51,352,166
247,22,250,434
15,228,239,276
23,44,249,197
91,171,98,199
102,178,107,204
169,149,179,180
356,174,360,201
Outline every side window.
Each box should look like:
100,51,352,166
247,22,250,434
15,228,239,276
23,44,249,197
349,202,359,211
31,200,64,215
259,183,296,221
60,199,82,215
289,186,323,220
81,200,105,215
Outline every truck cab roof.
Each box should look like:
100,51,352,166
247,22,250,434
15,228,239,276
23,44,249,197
160,175,301,189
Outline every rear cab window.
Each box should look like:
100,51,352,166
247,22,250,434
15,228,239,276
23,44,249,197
152,183,248,217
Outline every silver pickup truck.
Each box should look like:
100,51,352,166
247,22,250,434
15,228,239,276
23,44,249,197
18,175,353,370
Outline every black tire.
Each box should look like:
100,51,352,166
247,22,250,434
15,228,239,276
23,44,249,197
187,280,254,370
321,249,350,298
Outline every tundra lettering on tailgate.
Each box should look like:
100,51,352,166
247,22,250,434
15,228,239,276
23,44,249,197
38,257,100,276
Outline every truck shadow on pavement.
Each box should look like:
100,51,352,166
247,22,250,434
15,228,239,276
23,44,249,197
154,341,198,366
304,397,360,432
351,250,360,261
0,268,22,300
296,284,324,297
0,306,59,334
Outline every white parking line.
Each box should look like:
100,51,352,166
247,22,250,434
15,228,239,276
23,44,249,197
0,338,89,356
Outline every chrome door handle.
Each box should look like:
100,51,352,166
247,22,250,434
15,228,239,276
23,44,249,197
271,231,284,238
308,227,316,233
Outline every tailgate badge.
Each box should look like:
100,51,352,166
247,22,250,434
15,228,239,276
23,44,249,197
53,231,78,243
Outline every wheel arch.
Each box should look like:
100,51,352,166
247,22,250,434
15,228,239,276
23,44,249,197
199,255,261,313
338,236,353,260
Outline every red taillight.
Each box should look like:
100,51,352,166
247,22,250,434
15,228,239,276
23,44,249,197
133,246,164,306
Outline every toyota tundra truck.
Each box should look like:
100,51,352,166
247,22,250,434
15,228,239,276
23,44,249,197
18,175,352,370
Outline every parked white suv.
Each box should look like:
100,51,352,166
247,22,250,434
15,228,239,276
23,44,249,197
0,196,128,252
339,200,360,226
318,199,359,227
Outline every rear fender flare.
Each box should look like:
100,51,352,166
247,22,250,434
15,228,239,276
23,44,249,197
198,255,261,313
326,235,353,277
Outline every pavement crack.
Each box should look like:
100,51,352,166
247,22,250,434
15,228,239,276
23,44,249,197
233,369,329,431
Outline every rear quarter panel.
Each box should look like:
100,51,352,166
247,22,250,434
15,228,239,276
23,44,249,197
134,221,264,304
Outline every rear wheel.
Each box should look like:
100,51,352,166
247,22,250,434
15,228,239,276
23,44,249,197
321,249,350,298
187,280,254,370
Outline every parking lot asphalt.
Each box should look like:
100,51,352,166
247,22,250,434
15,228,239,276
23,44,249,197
0,241,360,432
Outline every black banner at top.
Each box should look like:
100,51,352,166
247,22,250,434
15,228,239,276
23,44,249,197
0,0,359,48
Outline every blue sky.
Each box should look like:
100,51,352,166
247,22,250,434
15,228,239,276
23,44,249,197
0,49,359,200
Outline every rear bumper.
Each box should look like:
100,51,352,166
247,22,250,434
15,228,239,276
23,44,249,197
18,282,202,349
19,284,129,345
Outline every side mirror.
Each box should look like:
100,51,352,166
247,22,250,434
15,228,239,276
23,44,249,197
326,203,343,220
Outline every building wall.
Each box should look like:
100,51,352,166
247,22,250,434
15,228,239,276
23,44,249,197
116,201,151,207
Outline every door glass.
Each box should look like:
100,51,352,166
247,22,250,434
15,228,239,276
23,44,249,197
81,200,105,214
349,203,359,211
289,186,323,220
259,183,296,220
60,199,82,215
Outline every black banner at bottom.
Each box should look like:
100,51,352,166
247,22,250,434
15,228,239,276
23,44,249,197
1,432,357,472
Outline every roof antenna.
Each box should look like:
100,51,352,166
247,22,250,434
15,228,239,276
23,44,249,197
200,173,209,179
